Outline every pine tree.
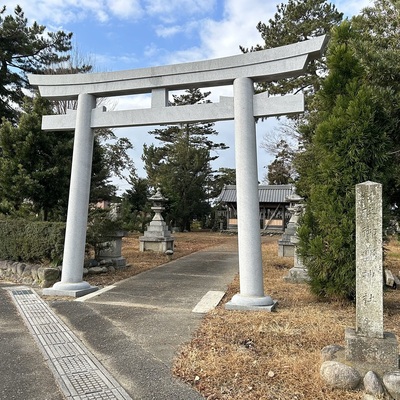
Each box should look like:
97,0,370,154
142,89,228,231
120,173,151,231
0,96,73,220
241,0,343,98
266,140,294,184
0,5,75,123
296,22,392,300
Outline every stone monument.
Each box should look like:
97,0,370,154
139,189,174,252
320,182,399,398
345,182,398,373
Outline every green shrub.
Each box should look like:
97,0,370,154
0,219,65,264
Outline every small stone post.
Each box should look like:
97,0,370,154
225,77,276,311
345,181,398,372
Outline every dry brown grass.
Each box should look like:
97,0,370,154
173,237,400,400
57,231,400,399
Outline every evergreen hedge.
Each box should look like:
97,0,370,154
296,22,392,300
0,219,65,264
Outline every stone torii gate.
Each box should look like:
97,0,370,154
29,35,326,309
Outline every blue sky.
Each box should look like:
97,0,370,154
4,0,370,192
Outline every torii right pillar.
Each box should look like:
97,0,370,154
226,77,277,311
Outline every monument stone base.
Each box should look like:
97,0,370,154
110,256,127,268
139,237,174,252
278,241,294,257
345,328,399,375
98,255,127,268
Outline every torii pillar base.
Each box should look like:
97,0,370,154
225,294,278,311
43,281,98,298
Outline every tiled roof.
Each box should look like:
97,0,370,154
217,184,293,204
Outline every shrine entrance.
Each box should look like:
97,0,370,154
29,35,326,310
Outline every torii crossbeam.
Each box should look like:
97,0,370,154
29,35,327,308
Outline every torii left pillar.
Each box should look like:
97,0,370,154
43,93,98,297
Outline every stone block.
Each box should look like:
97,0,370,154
22,277,33,285
364,371,385,396
16,263,26,276
284,267,309,283
385,269,395,287
320,360,361,389
321,345,345,362
383,371,400,400
112,257,126,268
10,262,18,274
38,267,60,286
21,265,32,277
345,328,399,371
31,265,40,280
88,267,104,274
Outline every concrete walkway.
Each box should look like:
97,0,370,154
1,239,238,400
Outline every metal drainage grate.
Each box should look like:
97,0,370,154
6,286,132,400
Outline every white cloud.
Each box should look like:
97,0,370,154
115,94,151,110
3,0,144,25
90,52,141,70
144,0,216,19
3,0,100,24
155,25,183,38
106,0,144,19
159,0,373,67
201,0,277,58
157,0,276,64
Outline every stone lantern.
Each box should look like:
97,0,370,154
282,195,309,283
278,192,303,257
139,188,174,252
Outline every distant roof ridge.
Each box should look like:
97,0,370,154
223,184,293,189
218,184,294,203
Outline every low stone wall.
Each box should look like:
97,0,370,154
83,259,117,275
0,260,60,288
0,258,126,288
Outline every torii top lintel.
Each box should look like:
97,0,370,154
29,35,327,100
28,36,327,131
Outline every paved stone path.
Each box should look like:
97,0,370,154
6,286,132,400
